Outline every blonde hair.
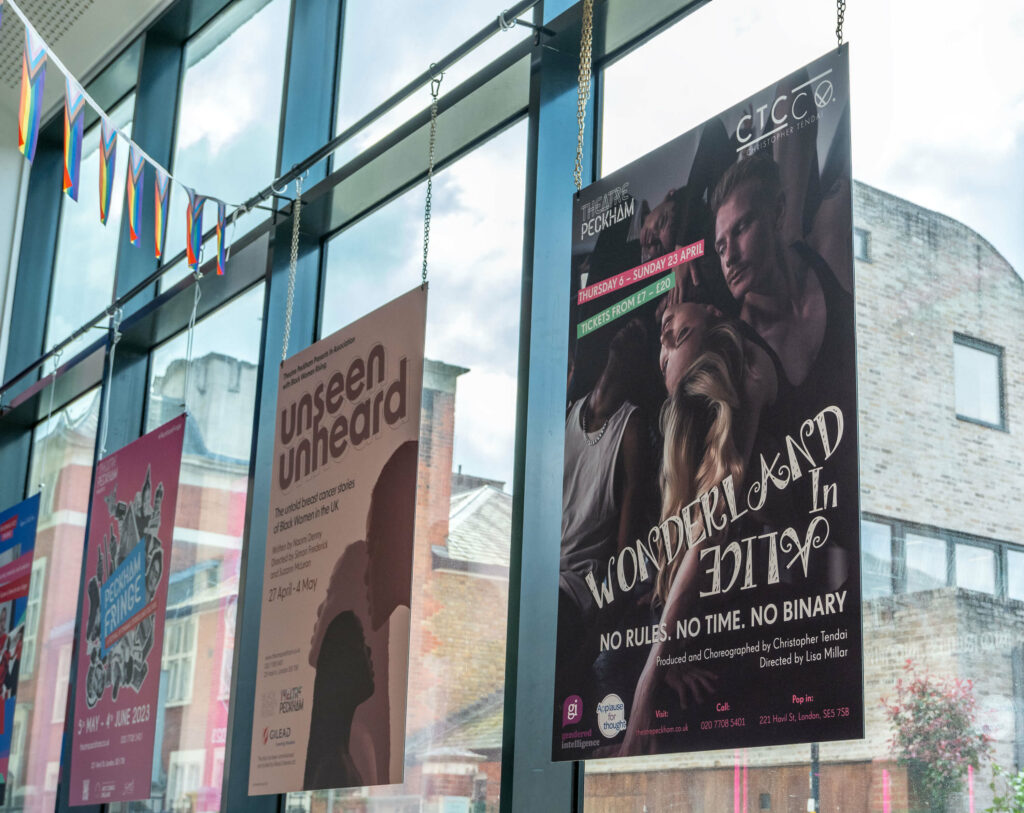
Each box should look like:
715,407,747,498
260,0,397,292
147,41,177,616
655,320,747,604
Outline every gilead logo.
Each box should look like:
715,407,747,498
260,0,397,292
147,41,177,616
596,693,627,738
735,68,836,151
263,726,291,745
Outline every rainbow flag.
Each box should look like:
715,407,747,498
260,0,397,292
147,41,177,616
216,201,227,275
18,29,47,162
185,188,205,269
154,167,170,259
63,79,86,199
98,118,117,225
126,145,145,245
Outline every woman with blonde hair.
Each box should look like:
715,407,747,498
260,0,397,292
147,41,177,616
622,307,780,755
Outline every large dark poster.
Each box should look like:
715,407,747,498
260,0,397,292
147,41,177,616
554,46,863,760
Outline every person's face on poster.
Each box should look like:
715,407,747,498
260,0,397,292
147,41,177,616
714,180,782,302
309,540,370,669
659,302,719,394
641,198,677,262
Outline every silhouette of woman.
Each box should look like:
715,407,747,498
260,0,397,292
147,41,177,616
303,610,375,790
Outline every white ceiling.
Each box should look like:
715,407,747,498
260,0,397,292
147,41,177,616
0,0,172,123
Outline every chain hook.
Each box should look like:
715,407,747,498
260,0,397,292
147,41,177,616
836,0,846,50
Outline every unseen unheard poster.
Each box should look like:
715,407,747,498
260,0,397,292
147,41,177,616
249,286,426,794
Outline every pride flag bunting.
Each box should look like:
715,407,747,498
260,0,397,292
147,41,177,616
185,188,205,269
98,118,117,225
126,145,145,245
216,201,227,274
63,78,86,199
154,167,170,259
18,29,47,162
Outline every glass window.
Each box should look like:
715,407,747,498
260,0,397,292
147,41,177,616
1008,549,1024,602
333,0,529,165
954,336,1004,427
163,615,198,706
20,556,46,679
861,519,891,598
161,0,289,289
47,95,135,358
592,1,1024,809
16,388,99,812
904,533,948,593
293,120,527,811
853,227,870,261
119,282,265,813
955,543,996,595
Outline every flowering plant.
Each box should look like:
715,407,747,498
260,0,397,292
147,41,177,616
882,660,992,811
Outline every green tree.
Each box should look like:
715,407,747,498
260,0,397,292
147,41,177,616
882,660,992,812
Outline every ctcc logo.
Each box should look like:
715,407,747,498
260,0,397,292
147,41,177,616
735,70,835,146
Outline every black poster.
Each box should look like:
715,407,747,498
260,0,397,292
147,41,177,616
554,46,863,760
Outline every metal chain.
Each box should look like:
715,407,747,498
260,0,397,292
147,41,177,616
181,270,203,412
422,68,443,287
99,308,123,459
573,0,594,191
37,348,62,492
836,0,846,48
282,176,303,362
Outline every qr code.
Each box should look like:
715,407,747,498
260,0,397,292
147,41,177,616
261,690,276,717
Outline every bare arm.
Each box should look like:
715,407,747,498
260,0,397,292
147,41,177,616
615,411,648,554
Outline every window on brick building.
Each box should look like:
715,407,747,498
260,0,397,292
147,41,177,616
904,533,948,593
1008,550,1024,602
861,519,892,598
955,543,997,595
954,335,1005,429
853,227,870,261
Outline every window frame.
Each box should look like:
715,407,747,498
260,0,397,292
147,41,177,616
954,332,1007,431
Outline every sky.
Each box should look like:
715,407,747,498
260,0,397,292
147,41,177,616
602,0,1024,274
38,0,1024,490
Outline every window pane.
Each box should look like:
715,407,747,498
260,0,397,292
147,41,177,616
1008,550,1024,602
47,96,135,358
293,121,526,810
593,0,1024,809
16,388,99,812
954,340,1002,425
333,0,529,165
861,520,891,598
161,0,289,289
904,534,947,593
955,543,996,595
107,282,265,813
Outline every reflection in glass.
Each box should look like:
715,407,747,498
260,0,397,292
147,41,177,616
333,0,528,165
904,534,948,593
11,389,99,812
955,544,996,596
160,0,288,290
1008,550,1024,602
48,97,135,359
102,282,265,813
861,520,892,599
295,121,526,810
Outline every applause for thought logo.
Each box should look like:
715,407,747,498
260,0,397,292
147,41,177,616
596,693,627,738
563,695,583,727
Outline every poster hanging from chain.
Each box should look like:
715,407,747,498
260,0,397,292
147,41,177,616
249,286,426,794
70,414,185,805
553,46,862,759
0,493,39,804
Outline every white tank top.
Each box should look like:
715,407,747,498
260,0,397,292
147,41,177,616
561,396,638,572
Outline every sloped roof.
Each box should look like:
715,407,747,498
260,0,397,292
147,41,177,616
442,485,512,568
406,688,505,759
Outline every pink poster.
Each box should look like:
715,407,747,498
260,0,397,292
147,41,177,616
70,415,186,805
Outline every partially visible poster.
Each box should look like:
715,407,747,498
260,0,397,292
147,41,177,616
0,493,39,804
249,286,426,794
555,46,863,760
70,414,185,805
